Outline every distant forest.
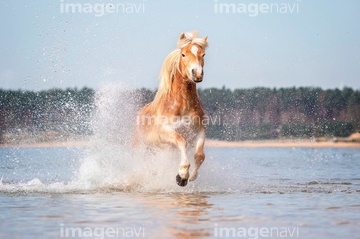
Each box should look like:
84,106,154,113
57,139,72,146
1,87,359,143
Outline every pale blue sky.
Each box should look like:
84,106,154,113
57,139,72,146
1,0,360,90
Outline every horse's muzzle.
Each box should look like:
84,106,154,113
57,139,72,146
192,69,203,83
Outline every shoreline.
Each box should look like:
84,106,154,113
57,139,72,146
205,139,360,148
1,139,360,148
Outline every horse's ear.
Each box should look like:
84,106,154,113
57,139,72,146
203,36,208,41
179,33,186,40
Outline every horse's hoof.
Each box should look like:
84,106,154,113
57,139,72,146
176,174,188,187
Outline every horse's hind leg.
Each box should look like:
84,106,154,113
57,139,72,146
159,126,190,187
189,129,205,182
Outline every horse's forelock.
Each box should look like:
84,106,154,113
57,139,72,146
177,32,208,50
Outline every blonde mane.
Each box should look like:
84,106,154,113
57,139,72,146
152,32,208,106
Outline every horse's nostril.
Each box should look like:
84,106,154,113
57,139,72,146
201,70,204,76
192,69,195,76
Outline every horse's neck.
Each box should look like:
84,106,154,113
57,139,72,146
170,72,200,109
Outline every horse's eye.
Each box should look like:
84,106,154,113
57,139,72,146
182,53,185,57
202,54,206,57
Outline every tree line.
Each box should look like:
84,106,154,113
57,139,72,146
0,88,94,143
0,86,359,143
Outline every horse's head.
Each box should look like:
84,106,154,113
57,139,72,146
178,33,208,83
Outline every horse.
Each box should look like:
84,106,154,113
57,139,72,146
133,32,209,187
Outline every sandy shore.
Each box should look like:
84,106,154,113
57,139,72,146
0,141,90,148
1,139,360,148
205,139,360,148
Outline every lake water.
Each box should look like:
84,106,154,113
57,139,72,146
0,146,360,239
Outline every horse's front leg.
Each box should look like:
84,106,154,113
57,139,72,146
189,129,205,182
159,126,190,187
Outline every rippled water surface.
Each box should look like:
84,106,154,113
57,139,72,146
0,146,360,239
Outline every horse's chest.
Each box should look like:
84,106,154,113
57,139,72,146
172,115,200,137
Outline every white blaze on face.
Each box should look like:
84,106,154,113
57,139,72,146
189,45,203,79
191,45,198,57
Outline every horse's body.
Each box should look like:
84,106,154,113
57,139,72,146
134,32,209,186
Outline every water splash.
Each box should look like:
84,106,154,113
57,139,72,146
74,83,189,192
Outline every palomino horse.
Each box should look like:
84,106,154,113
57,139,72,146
134,32,208,187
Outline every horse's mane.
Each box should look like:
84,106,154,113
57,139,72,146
152,32,208,106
